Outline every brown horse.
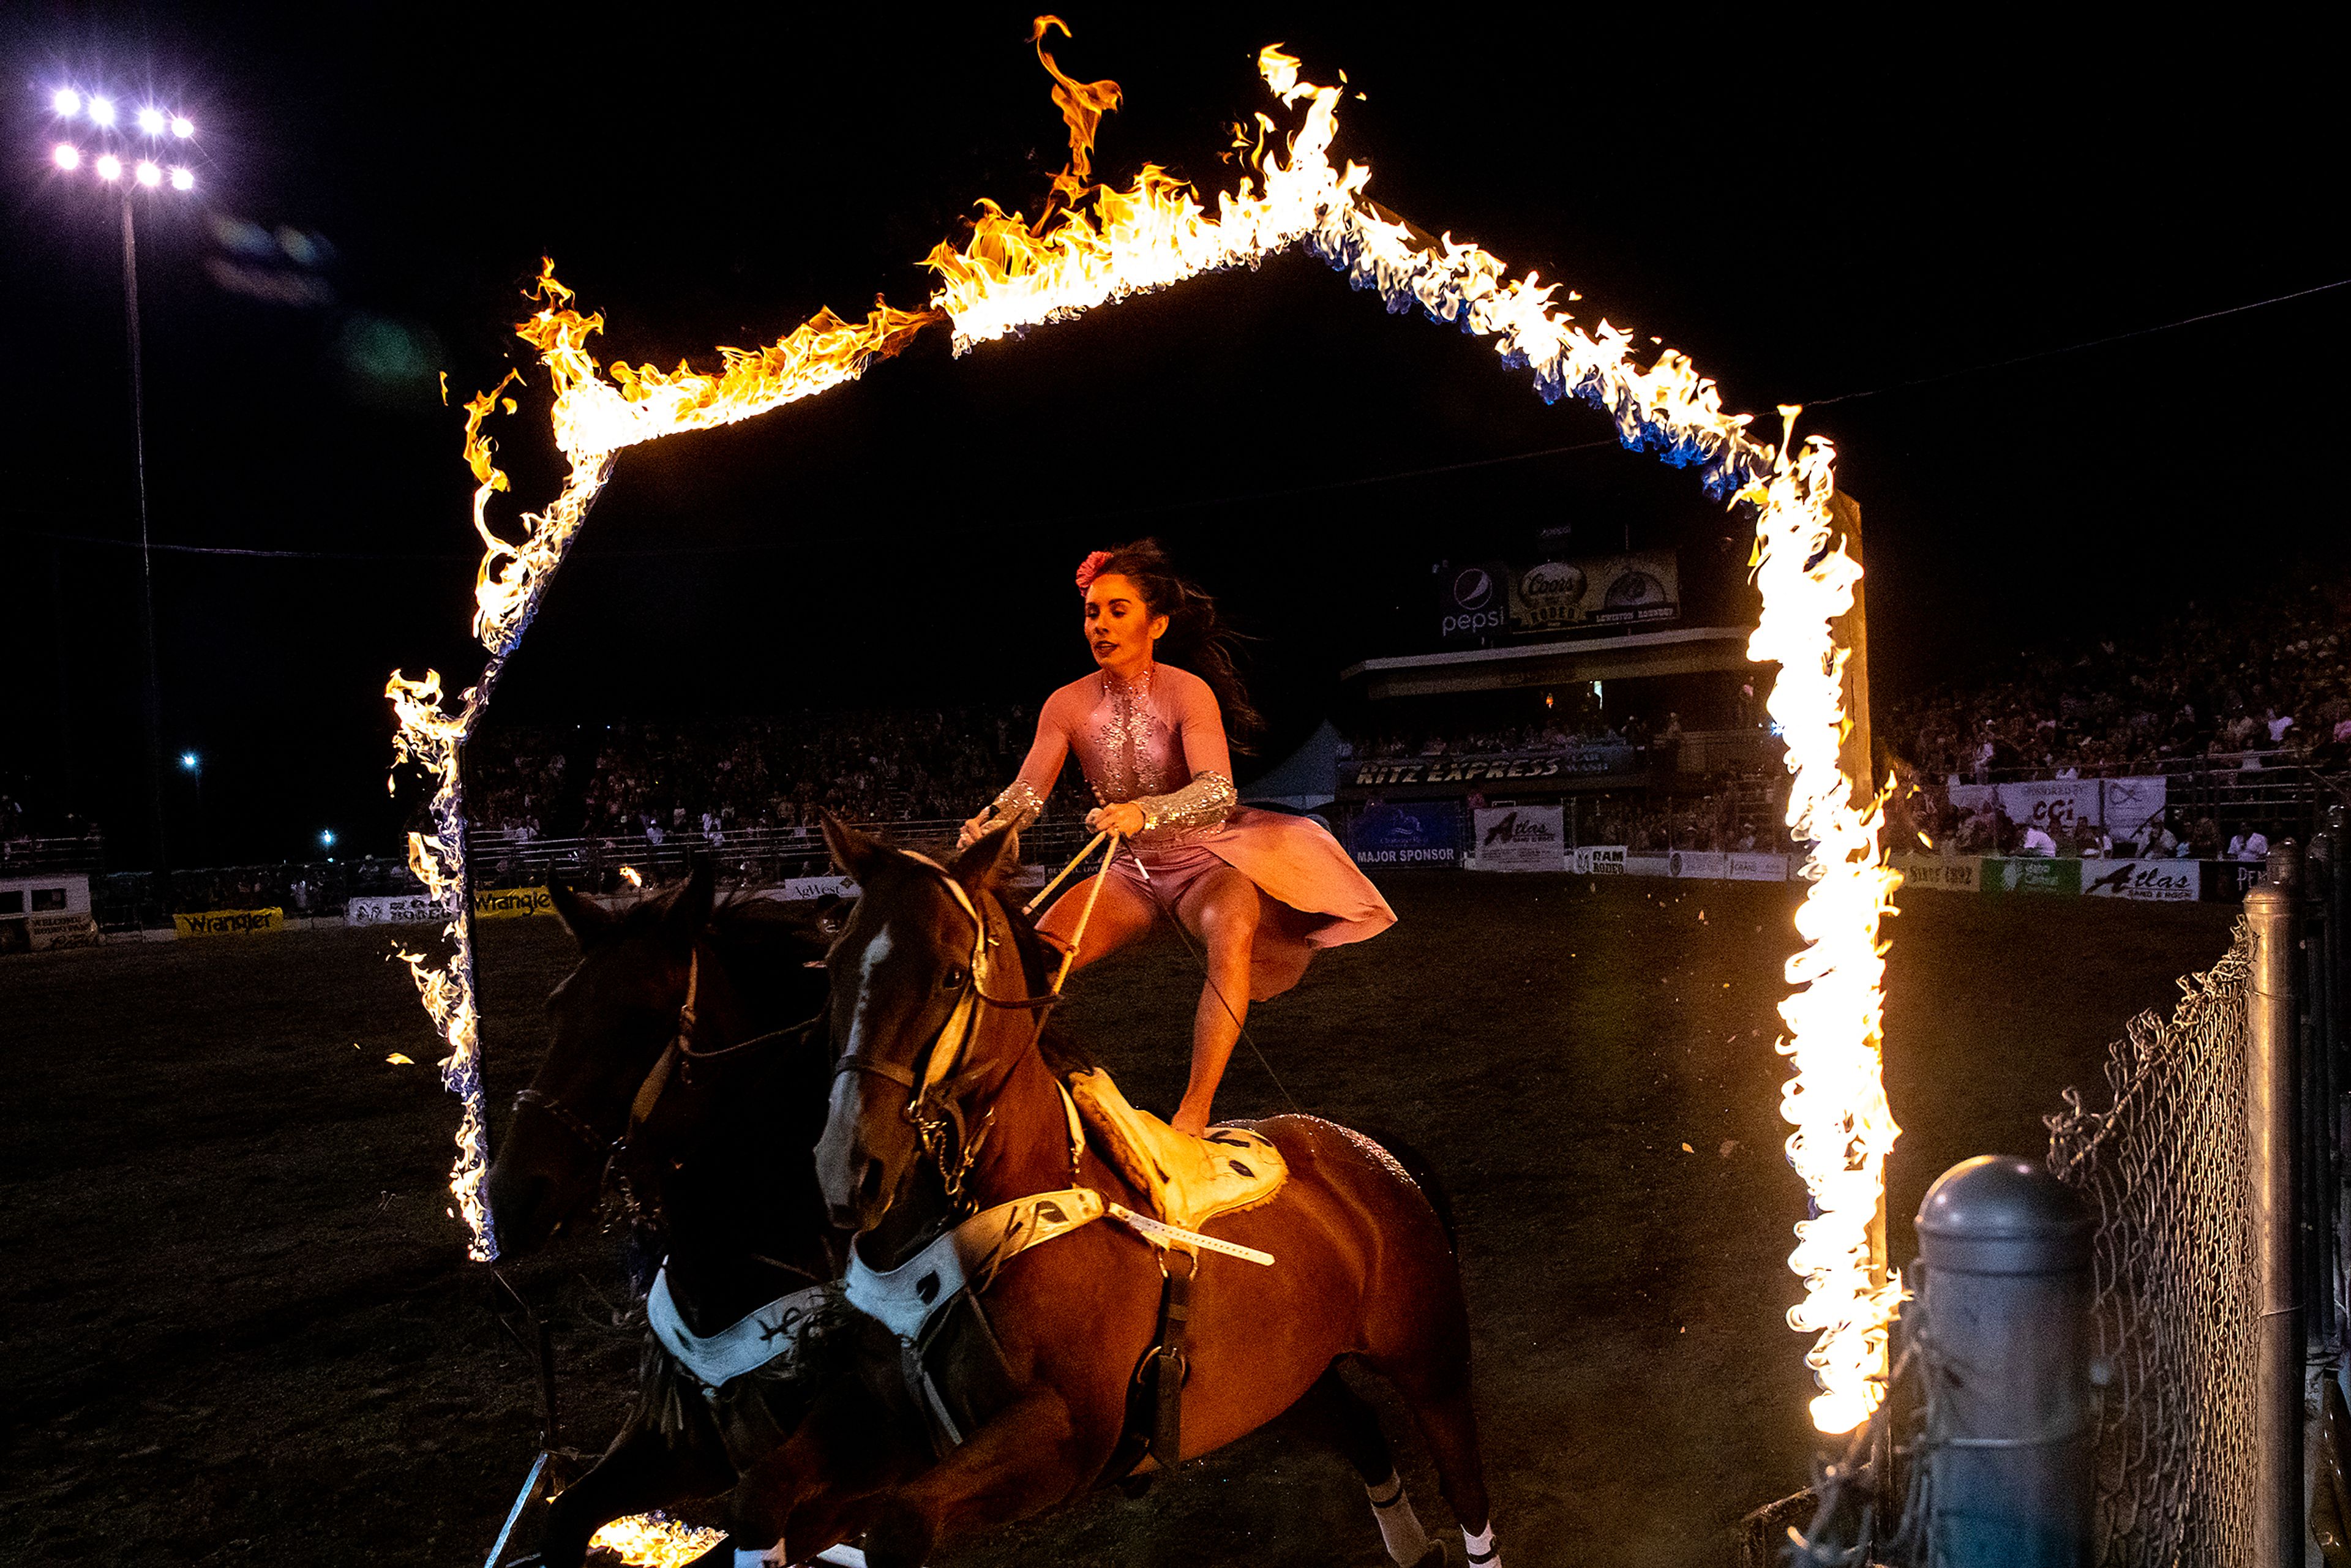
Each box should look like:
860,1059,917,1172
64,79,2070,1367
800,819,1503,1568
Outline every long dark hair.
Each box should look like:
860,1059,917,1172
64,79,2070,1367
1086,538,1264,749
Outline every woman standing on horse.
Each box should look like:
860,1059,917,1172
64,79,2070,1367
959,539,1394,1135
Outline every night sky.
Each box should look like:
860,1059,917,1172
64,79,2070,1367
2,6,2342,865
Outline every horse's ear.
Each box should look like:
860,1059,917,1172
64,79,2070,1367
547,877,616,948
663,860,716,950
822,813,885,882
950,822,1020,894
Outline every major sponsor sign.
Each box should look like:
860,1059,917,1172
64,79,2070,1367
1572,844,1627,875
175,906,286,937
2080,858,2202,902
1436,560,1509,641
1343,746,1639,790
1892,854,1982,893
1505,550,1680,633
1471,806,1564,871
1348,800,1463,868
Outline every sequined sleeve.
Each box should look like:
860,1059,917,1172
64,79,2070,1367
1135,769,1236,833
985,778,1044,833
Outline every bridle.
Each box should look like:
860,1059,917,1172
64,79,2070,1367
511,941,817,1229
830,858,1066,1213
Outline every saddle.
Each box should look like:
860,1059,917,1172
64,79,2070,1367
1066,1068,1287,1234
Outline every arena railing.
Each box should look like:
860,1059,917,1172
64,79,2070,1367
0,833,108,874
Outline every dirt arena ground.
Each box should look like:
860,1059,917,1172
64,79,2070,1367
2,871,2237,1567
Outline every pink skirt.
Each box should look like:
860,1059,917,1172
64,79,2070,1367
1098,807,1396,1000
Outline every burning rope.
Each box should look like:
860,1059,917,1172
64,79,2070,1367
392,22,1894,1430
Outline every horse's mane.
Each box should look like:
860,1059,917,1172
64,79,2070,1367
986,883,1097,1079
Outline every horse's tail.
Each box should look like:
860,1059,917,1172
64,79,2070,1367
1365,1133,1458,1254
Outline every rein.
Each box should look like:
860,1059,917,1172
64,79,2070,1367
832,837,1119,1212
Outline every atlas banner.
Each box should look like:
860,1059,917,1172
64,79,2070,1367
1667,850,1727,879
1572,844,1627,875
1980,857,2083,897
1343,746,1639,790
2080,858,2202,902
1891,853,1983,893
1505,550,1680,634
1471,806,1564,872
348,893,443,926
1726,853,1793,882
1349,800,1462,868
473,885,555,920
1436,560,1509,642
175,906,287,938
773,875,858,901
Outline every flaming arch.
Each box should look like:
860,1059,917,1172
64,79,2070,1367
388,24,1902,1439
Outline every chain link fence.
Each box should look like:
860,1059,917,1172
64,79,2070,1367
2045,921,2260,1568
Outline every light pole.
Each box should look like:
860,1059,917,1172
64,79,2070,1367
46,84,202,910
178,750,203,863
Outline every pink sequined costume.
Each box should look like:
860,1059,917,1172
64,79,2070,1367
986,664,1395,1000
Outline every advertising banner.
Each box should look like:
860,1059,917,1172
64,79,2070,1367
175,906,287,937
1891,854,1983,893
1471,806,1564,872
1725,853,1792,882
2205,860,2265,902
777,874,859,901
348,893,443,926
1436,560,1509,642
2099,777,2169,842
473,886,555,920
1667,850,1727,880
1342,746,1640,791
1981,858,2082,897
1624,853,1673,877
1572,845,1627,876
1505,551,1680,634
1949,781,2106,835
1349,800,1463,868
2080,859,2202,902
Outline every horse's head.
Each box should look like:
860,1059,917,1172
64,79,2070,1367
814,817,1027,1232
483,864,838,1255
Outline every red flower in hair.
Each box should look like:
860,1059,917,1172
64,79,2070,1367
1074,550,1114,590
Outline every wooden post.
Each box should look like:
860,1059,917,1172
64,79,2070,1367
1827,488,1886,1291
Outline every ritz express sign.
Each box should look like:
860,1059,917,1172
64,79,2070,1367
1348,756,1573,787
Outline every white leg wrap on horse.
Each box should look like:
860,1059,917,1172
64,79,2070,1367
735,1545,786,1567
1365,1470,1430,1564
1462,1522,1499,1566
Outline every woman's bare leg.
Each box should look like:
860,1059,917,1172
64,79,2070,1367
1036,870,1157,977
1170,867,1265,1135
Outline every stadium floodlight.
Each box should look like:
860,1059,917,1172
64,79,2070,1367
320,829,337,849
38,73,220,903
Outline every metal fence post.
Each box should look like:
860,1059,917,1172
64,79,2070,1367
2248,847,2303,1568
1915,1155,2093,1568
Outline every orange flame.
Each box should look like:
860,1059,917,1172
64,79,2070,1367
391,29,1894,1428
587,1514,724,1566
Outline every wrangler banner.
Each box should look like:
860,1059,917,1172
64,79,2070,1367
473,886,555,920
175,907,287,938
